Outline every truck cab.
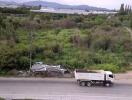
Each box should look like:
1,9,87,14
105,71,114,86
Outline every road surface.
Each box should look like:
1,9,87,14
0,78,132,100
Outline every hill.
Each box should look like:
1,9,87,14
22,1,109,11
0,0,109,11
0,1,17,6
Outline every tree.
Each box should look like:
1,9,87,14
129,6,132,14
38,5,42,10
127,5,132,14
125,5,128,14
119,4,125,15
122,4,132,15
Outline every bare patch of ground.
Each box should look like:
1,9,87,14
115,71,132,80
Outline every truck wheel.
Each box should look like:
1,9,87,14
79,81,86,86
91,81,96,85
105,82,111,87
77,80,80,84
86,81,92,87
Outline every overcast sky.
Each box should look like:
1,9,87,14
4,0,132,9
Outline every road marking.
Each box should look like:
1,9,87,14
0,94,132,99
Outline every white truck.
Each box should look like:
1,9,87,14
74,69,114,87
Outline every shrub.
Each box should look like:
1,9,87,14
53,19,76,28
94,64,120,73
101,25,112,31
0,97,5,100
94,15,105,25
92,35,111,51
130,17,132,29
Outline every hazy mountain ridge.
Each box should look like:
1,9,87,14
0,0,109,11
22,1,109,11
0,0,17,5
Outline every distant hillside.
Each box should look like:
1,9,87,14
22,1,109,11
0,1,17,6
0,0,109,11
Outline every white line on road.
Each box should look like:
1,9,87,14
1,94,132,100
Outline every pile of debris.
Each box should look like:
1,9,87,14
30,62,70,77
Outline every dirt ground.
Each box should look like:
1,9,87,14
115,71,132,80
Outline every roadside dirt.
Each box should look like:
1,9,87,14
115,71,132,80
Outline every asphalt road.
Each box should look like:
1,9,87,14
0,78,132,100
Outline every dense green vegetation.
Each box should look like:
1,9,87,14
0,7,30,14
0,97,4,100
0,7,132,73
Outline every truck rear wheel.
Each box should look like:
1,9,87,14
79,81,86,86
77,80,80,84
86,81,92,87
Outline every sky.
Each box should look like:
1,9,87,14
4,0,132,9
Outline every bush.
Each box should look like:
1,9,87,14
0,97,5,100
101,25,112,31
130,17,132,29
53,19,76,28
94,15,105,25
92,35,111,51
93,64,120,73
6,69,19,76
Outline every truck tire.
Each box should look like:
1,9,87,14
77,80,80,84
105,82,111,87
86,81,92,87
91,81,96,85
79,81,86,86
